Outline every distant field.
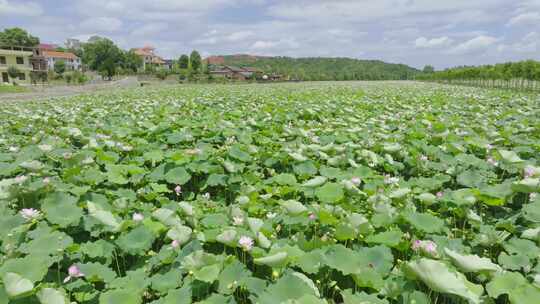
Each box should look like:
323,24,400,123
0,82,539,303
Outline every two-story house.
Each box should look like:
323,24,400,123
132,46,165,70
42,50,82,71
0,45,34,84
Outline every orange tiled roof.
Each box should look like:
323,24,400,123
152,56,165,64
43,50,78,60
133,48,153,56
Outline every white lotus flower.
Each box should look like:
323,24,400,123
266,212,277,219
38,144,53,152
232,216,244,226
82,157,94,165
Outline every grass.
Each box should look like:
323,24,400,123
0,84,28,94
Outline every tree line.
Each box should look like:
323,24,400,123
220,55,421,81
417,60,540,90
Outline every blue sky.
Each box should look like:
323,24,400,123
1,0,539,69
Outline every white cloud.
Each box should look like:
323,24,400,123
193,30,253,45
225,31,254,42
448,35,498,54
131,23,168,37
507,12,540,26
251,40,277,50
415,36,453,48
498,32,539,53
250,38,299,51
76,0,263,21
267,0,506,22
193,37,219,45
80,17,123,32
0,0,42,16
71,34,100,42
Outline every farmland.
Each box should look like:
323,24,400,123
0,82,539,304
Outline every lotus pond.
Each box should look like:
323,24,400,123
0,82,539,304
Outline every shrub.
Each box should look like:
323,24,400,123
155,69,168,81
7,66,20,84
64,73,73,84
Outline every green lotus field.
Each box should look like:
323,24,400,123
0,82,539,304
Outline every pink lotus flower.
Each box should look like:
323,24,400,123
43,177,51,184
14,175,28,184
308,212,317,220
238,236,254,251
436,191,443,199
412,240,438,257
132,213,144,222
174,185,182,196
412,240,422,251
63,265,84,283
171,240,180,248
524,166,535,178
351,177,361,186
423,241,437,254
20,208,41,221
487,157,498,166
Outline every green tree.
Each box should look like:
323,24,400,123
54,60,66,75
122,50,143,73
423,65,435,73
82,38,123,79
190,50,202,72
210,55,420,81
0,28,39,47
179,54,189,69
98,57,117,80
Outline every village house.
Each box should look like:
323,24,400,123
38,43,58,51
0,45,47,84
132,46,165,70
42,50,82,71
65,38,82,50
163,59,175,70
209,65,262,80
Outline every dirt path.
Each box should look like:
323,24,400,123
0,77,140,103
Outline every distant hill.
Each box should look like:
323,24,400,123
205,55,420,81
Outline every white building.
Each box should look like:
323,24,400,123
65,38,82,50
43,50,82,71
